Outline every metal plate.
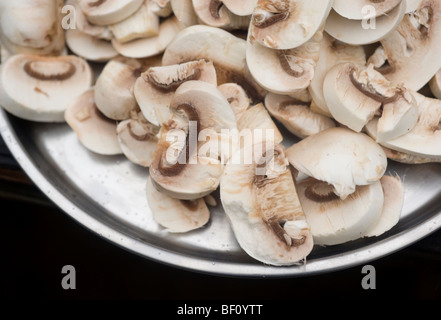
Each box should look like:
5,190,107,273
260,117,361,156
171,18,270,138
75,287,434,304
1,100,441,278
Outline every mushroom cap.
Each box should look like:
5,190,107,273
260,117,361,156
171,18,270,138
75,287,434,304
364,175,404,237
222,0,258,16
325,1,406,46
65,28,118,62
111,15,182,58
64,88,122,155
218,82,250,121
264,92,336,139
146,176,210,233
332,0,402,20
79,0,144,26
192,0,231,27
297,178,384,246
0,54,93,122
134,59,218,126
220,141,314,266
249,0,333,50
286,127,388,200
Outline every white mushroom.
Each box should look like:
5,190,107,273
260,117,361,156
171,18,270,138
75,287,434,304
109,0,160,44
248,0,333,50
308,32,366,118
264,93,336,139
146,176,210,233
332,0,403,20
170,0,199,28
367,0,441,91
149,80,237,200
94,56,162,120
79,0,144,26
220,141,314,266
192,0,231,28
246,28,322,95
364,175,404,237
382,146,441,164
218,83,250,121
134,59,218,126
323,62,418,139
429,68,441,99
111,16,182,58
365,91,441,161
64,88,122,155
286,127,388,200
0,54,93,122
150,0,173,17
117,110,160,167
222,0,258,16
297,177,384,246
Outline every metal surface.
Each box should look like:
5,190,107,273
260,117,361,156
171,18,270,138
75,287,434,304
1,106,441,278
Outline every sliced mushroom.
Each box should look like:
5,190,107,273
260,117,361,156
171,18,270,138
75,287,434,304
220,141,313,266
0,0,65,56
218,83,250,121
151,0,173,17
365,91,441,160
367,1,441,91
162,24,267,102
170,0,199,28
64,88,122,155
109,0,160,44
134,59,217,126
237,103,284,144
286,127,388,200
264,93,336,139
332,0,402,20
192,0,231,28
382,146,441,164
0,54,93,122
248,0,333,50
117,110,160,167
406,0,423,12
146,176,210,233
94,56,161,120
429,68,441,99
65,28,118,62
364,175,404,237
246,28,322,95
222,0,258,16
309,32,366,118
323,62,418,139
149,80,237,200
79,0,144,26
111,16,182,58
297,177,384,246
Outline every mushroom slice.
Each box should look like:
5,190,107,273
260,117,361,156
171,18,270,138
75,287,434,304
117,110,160,167
192,0,231,27
149,80,237,200
264,93,336,139
325,1,406,46
309,33,366,118
220,142,313,266
364,175,404,237
237,103,284,144
382,146,441,164
65,89,122,155
249,0,332,50
286,127,388,200
146,176,210,233
246,29,322,95
94,56,161,121
429,68,441,99
218,83,250,121
79,0,144,26
134,59,217,126
151,0,173,17
365,91,441,160
222,0,258,16
109,0,160,44
0,54,93,122
297,177,384,246
162,25,266,102
170,0,199,28
332,0,402,20
111,16,182,58
65,28,118,62
367,1,441,91
323,62,418,136
406,0,423,12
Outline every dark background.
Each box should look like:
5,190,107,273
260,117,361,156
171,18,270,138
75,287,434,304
1,137,441,301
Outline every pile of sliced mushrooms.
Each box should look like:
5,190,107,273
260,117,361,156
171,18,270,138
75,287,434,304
0,0,440,266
